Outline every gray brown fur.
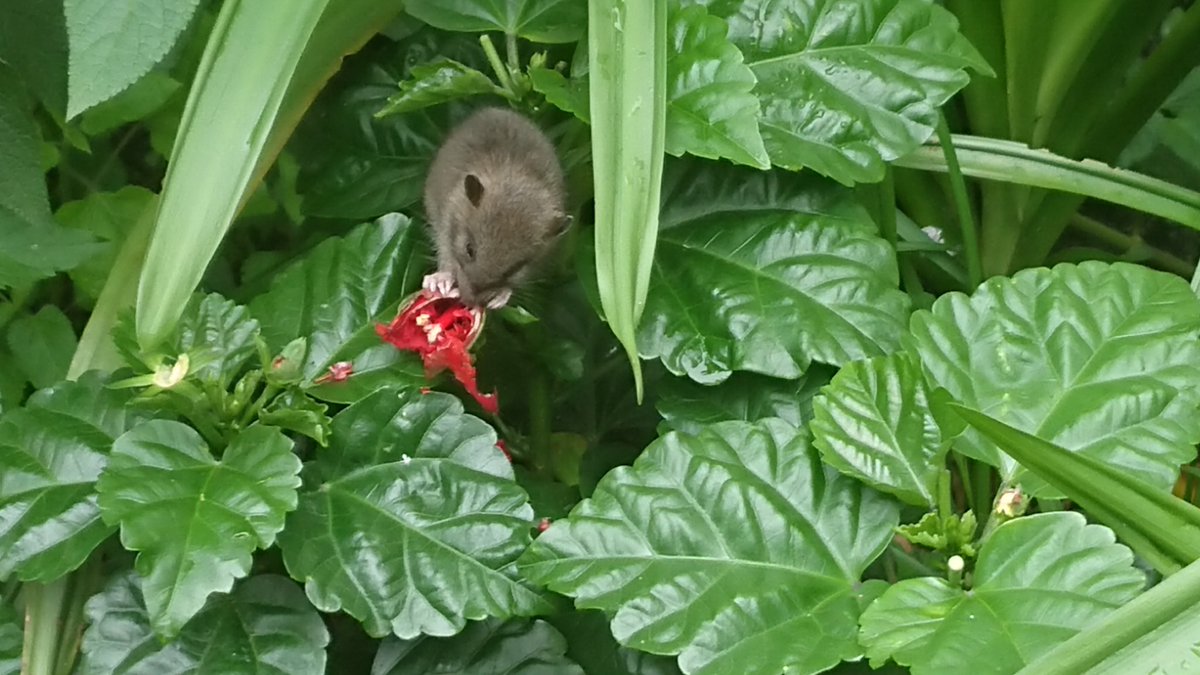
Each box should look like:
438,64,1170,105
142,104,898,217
424,107,569,307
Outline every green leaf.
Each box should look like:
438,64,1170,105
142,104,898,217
134,0,328,349
590,0,668,399
372,619,584,674
895,511,977,558
0,0,69,113
908,261,1200,496
664,2,768,169
97,421,301,637
6,306,77,389
405,0,586,43
529,65,590,122
0,602,20,675
811,352,946,507
639,160,910,384
377,59,503,116
249,214,427,404
520,419,900,675
55,186,158,305
695,0,989,185
79,70,182,136
656,366,833,436
278,388,549,638
1017,553,1200,675
172,293,261,388
258,390,332,446
859,512,1146,674
950,404,1200,574
549,610,683,675
0,66,99,289
78,572,329,675
26,370,145,438
64,0,202,118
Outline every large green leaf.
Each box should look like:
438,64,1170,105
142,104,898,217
172,293,261,388
0,66,99,289
278,389,549,638
908,261,1200,496
0,398,125,581
78,572,329,675
63,0,202,117
520,419,900,675
404,0,585,43
0,601,20,675
377,59,504,116
0,0,69,113
55,186,158,305
550,610,684,675
639,160,910,384
859,512,1146,675
97,421,301,637
372,619,584,674
664,2,767,169
249,214,426,404
811,352,946,507
693,0,990,185
6,306,77,389
656,366,833,436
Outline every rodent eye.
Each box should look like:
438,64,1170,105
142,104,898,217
464,240,476,261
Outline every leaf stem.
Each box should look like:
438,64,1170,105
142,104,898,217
22,580,67,675
1066,212,1195,278
936,114,982,288
480,34,515,95
506,33,519,71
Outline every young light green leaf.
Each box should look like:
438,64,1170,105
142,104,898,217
811,352,946,507
6,306,77,389
278,389,549,639
665,2,768,169
639,161,910,384
0,603,17,675
590,0,668,399
64,0,201,118
859,512,1146,674
529,66,590,123
696,0,991,185
78,572,329,675
0,376,136,582
520,419,900,675
372,619,584,674
97,421,301,637
249,214,427,404
909,261,1200,497
376,59,503,117
0,66,99,289
656,366,833,436
405,0,585,43
56,186,158,304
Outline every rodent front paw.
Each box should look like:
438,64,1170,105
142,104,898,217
485,288,512,309
422,271,459,298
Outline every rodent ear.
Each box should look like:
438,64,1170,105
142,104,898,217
464,174,485,207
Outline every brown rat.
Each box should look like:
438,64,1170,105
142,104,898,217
422,107,571,309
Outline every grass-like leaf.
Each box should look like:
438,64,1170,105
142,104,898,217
520,419,899,675
78,572,328,675
373,619,584,674
860,512,1145,674
97,422,301,637
278,389,550,639
909,261,1200,497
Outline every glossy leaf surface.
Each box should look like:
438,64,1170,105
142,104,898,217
78,572,328,675
656,367,833,436
279,389,549,639
405,0,586,43
377,59,502,116
811,352,945,507
521,419,899,675
97,422,301,637
249,214,427,404
372,619,583,674
696,0,990,184
639,161,910,384
909,261,1200,496
173,293,260,388
859,512,1145,675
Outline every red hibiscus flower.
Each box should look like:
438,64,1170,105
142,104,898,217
376,291,498,414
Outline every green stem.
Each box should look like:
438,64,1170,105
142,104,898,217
936,469,954,521
52,560,101,675
1067,212,1195,278
952,452,973,514
22,580,68,675
505,33,519,71
480,34,515,94
936,114,982,288
239,383,279,428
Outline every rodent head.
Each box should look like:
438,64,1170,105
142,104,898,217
444,172,571,307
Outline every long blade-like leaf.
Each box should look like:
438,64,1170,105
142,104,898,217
589,0,667,400
950,404,1200,573
136,0,328,349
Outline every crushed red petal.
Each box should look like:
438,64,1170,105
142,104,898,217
377,291,499,413
419,387,431,395
271,356,286,370
315,361,354,384
537,518,551,533
496,440,512,462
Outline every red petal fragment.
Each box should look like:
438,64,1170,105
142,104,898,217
496,440,512,462
314,361,354,384
537,518,551,533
